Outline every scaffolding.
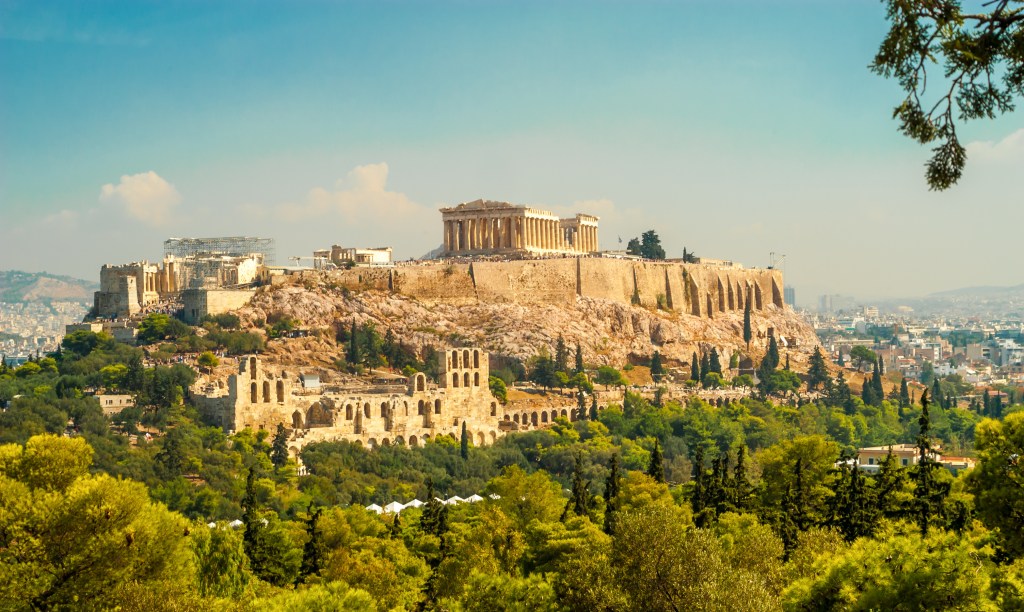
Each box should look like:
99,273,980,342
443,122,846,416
163,236,276,265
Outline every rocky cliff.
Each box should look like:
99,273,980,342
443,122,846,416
233,276,820,373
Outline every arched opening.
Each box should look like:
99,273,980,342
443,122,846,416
363,403,370,418
381,438,391,447
249,357,257,378
452,373,459,388
463,372,470,387
476,432,485,446
452,350,460,368
560,409,568,418
404,401,409,415
345,404,353,420
416,374,425,392
490,402,497,416
473,350,480,368
463,349,470,367
262,381,270,403
514,414,521,423
504,414,510,421
354,440,363,447
541,412,549,423
395,436,405,446
489,431,497,443
551,409,559,421
474,372,480,386
367,438,377,449
409,435,419,448
418,400,425,415
292,410,303,429
250,382,257,403
276,380,284,403
434,399,441,414
532,412,539,425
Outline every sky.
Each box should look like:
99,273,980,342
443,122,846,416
1,0,1021,305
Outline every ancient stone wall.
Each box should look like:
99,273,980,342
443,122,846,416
181,288,256,324
391,264,477,304
470,259,577,304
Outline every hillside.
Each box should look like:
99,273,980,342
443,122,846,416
0,270,97,302
232,278,820,371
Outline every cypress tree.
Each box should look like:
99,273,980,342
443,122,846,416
460,421,469,460
590,395,599,421
932,378,943,409
647,439,665,483
270,423,289,468
690,445,706,519
743,300,752,348
912,391,949,534
574,343,584,375
732,446,753,512
862,378,877,406
690,352,700,382
650,351,665,383
872,360,884,397
576,388,587,420
838,349,845,367
699,352,710,383
709,347,722,375
983,389,991,415
300,503,326,581
389,510,402,539
899,377,910,407
766,334,780,371
603,454,621,535
568,451,592,519
877,355,885,376
992,393,1004,418
555,335,570,374
875,449,907,520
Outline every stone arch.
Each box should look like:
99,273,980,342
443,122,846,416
474,372,480,387
396,435,405,446
367,438,377,449
434,399,441,414
463,349,470,367
417,399,425,415
560,409,568,419
514,413,521,423
250,382,257,403
262,381,270,403
409,435,419,448
452,349,460,368
490,402,497,417
551,409,559,421
353,440,363,447
415,373,425,392
463,372,470,387
249,357,257,377
292,410,303,429
276,380,285,403
307,403,332,427
452,373,459,387
363,403,370,418
489,431,497,443
448,432,457,441
381,438,391,447
345,404,353,420
477,432,485,446
541,412,548,423
474,350,480,368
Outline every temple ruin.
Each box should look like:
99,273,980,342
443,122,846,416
440,199,599,256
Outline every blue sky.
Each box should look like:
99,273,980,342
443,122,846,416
1,0,1021,303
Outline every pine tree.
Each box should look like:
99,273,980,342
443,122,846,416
420,479,449,538
650,351,665,383
732,446,754,512
709,347,722,375
603,454,621,535
647,439,665,483
807,346,830,391
690,445,707,520
460,421,469,460
382,328,398,368
743,300,752,348
270,423,289,468
690,352,700,383
875,450,908,520
299,503,326,581
574,343,584,375
554,335,570,374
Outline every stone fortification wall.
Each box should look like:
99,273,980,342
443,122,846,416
470,259,577,304
182,288,256,324
385,258,784,315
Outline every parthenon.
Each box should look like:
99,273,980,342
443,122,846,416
440,199,599,255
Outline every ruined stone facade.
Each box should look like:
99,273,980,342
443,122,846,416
440,199,599,256
192,348,513,452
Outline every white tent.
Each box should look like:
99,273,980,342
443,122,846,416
228,519,244,528
404,499,425,508
445,496,465,505
488,493,502,500
207,522,217,528
365,504,383,514
384,501,406,514
465,494,484,503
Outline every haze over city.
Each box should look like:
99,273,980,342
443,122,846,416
1,0,1021,302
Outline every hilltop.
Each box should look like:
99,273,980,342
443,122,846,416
0,270,97,303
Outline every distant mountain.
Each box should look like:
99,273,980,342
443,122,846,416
928,283,1024,298
0,270,97,302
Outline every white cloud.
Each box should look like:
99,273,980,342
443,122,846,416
99,171,181,225
966,128,1024,163
276,163,423,223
